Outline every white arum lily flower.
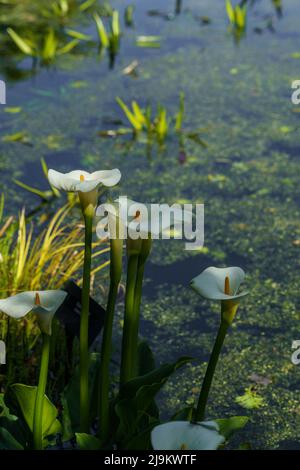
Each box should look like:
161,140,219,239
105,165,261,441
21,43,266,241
151,421,225,450
0,290,67,335
48,169,121,213
102,196,192,240
191,266,248,324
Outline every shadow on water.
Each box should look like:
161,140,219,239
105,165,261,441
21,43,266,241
144,251,250,291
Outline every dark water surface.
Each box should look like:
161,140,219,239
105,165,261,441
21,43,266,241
1,0,300,449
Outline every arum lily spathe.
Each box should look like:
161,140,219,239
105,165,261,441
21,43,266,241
48,168,121,213
191,266,248,324
0,290,67,335
103,196,191,242
190,266,249,421
151,421,225,450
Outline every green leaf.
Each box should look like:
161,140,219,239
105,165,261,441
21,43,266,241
13,179,53,200
116,97,143,131
225,0,235,24
185,132,208,148
75,433,101,450
132,101,146,126
94,13,109,48
40,157,60,197
175,92,185,132
119,356,192,400
0,393,29,448
235,5,246,29
60,395,74,442
0,427,24,450
0,194,4,222
57,39,80,56
4,384,61,444
125,5,134,26
171,406,193,421
4,107,22,114
114,357,192,446
79,0,97,12
137,341,156,376
235,388,265,410
7,28,34,55
42,29,58,61
111,10,120,38
124,420,158,450
2,131,29,144
216,416,249,439
66,29,92,41
156,107,168,143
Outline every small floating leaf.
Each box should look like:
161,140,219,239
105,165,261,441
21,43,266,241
70,80,88,89
4,107,22,114
2,132,29,144
136,36,161,48
235,387,265,410
122,60,139,75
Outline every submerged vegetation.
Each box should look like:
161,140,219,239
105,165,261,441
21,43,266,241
98,94,207,158
0,0,299,452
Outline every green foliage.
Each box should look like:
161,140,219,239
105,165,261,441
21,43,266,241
216,416,249,439
7,27,80,62
111,95,207,152
75,432,101,449
225,0,247,32
124,5,134,27
94,9,121,59
0,393,27,449
235,387,265,410
4,384,61,448
113,356,193,448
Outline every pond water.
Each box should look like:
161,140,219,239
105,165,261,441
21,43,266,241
1,0,300,449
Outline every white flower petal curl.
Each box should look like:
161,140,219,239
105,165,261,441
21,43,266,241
191,266,248,301
48,169,121,193
151,421,225,450
0,290,67,335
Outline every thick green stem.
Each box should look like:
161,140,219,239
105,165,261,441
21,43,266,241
120,239,151,385
120,254,139,385
130,257,146,364
79,213,93,433
98,237,122,442
194,320,229,422
33,333,50,450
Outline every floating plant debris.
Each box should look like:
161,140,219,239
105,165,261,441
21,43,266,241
135,35,161,48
